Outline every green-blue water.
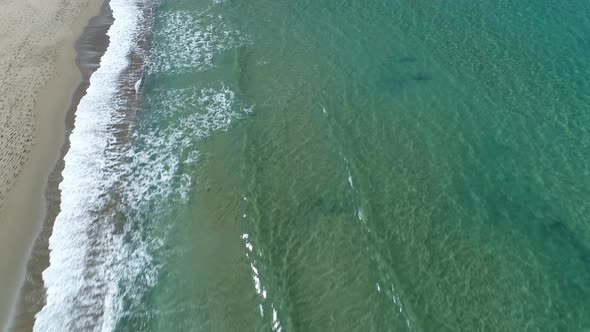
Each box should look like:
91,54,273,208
120,0,590,330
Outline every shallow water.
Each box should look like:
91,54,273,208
37,0,590,330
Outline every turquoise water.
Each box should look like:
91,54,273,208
76,0,590,330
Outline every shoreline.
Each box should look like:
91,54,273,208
0,0,108,329
27,0,151,327
8,2,114,330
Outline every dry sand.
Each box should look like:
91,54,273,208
0,0,102,329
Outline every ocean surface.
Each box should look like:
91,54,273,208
34,0,590,330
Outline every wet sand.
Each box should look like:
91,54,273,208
0,0,104,329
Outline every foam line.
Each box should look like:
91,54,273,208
34,0,141,330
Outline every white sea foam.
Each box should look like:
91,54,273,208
34,0,143,330
241,226,285,331
35,83,250,330
148,10,248,74
34,0,252,328
126,85,250,207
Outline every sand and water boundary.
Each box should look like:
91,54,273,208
0,0,109,328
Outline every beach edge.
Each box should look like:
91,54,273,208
0,0,110,329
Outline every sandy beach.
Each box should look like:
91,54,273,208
0,0,103,329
